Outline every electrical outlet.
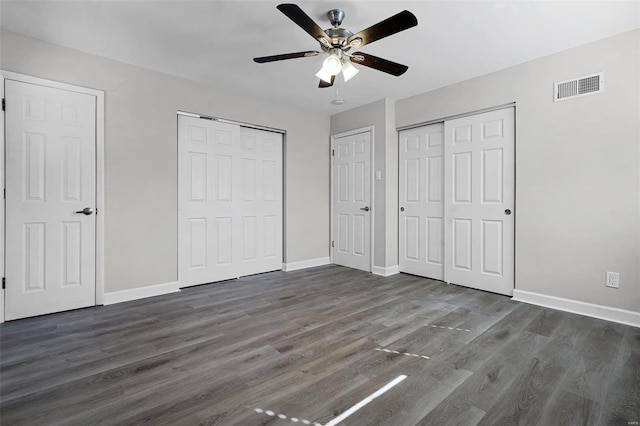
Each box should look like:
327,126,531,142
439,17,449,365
605,271,619,288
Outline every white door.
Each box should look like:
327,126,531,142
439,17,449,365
398,123,444,280
238,127,283,276
178,116,240,285
443,107,515,295
332,131,371,272
5,79,96,320
178,116,282,287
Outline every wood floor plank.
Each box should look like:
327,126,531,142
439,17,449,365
417,399,486,426
476,357,566,425
537,389,601,426
433,330,548,414
559,321,626,403
597,351,640,425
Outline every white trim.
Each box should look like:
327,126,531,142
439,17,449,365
103,281,180,305
512,289,640,328
330,126,375,272
396,102,516,132
95,85,105,305
372,265,400,277
177,110,285,134
1,71,104,97
0,71,105,321
0,76,4,323
282,257,330,272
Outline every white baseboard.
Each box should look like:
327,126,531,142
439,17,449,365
372,265,400,277
512,289,640,328
283,257,331,272
103,281,180,305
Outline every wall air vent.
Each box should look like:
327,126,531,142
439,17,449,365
554,72,604,102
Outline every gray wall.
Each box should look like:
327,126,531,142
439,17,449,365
396,29,640,312
2,27,638,315
0,30,330,293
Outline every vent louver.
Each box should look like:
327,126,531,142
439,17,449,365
554,72,604,102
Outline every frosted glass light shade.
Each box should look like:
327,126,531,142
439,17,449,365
322,54,342,75
316,67,333,83
341,61,359,82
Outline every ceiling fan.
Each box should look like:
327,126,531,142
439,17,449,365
253,3,418,88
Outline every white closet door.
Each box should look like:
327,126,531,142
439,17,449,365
398,123,444,280
178,116,282,287
238,127,283,276
332,131,371,272
5,80,96,320
443,107,515,295
178,116,240,285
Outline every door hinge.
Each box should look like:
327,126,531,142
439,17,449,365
332,149,335,156
1,98,5,111
331,240,334,248
2,277,5,290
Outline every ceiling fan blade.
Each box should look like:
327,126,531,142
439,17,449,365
277,4,331,46
254,51,320,63
318,75,335,88
350,52,408,76
347,10,417,48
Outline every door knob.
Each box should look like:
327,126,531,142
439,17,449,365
400,207,405,212
504,209,512,215
360,206,370,212
75,207,94,216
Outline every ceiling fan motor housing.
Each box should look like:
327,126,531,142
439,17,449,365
323,27,354,51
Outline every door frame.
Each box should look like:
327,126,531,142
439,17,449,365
329,126,375,271
0,71,105,323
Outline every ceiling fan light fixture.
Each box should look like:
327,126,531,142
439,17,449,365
341,61,359,82
322,53,343,75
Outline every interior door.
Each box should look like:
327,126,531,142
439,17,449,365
178,116,283,287
332,131,371,272
179,116,241,286
238,127,283,276
5,79,97,320
443,107,515,295
398,123,444,280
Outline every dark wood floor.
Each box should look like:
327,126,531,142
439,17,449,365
1,265,638,425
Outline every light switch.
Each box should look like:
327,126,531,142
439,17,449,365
375,171,382,180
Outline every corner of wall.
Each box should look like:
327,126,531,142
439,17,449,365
384,98,399,267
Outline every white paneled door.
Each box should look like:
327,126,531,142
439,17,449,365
5,80,97,320
398,123,444,280
398,108,514,296
178,116,282,287
238,127,283,277
332,131,371,272
444,108,515,295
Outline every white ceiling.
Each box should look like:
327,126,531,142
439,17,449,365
1,1,638,115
